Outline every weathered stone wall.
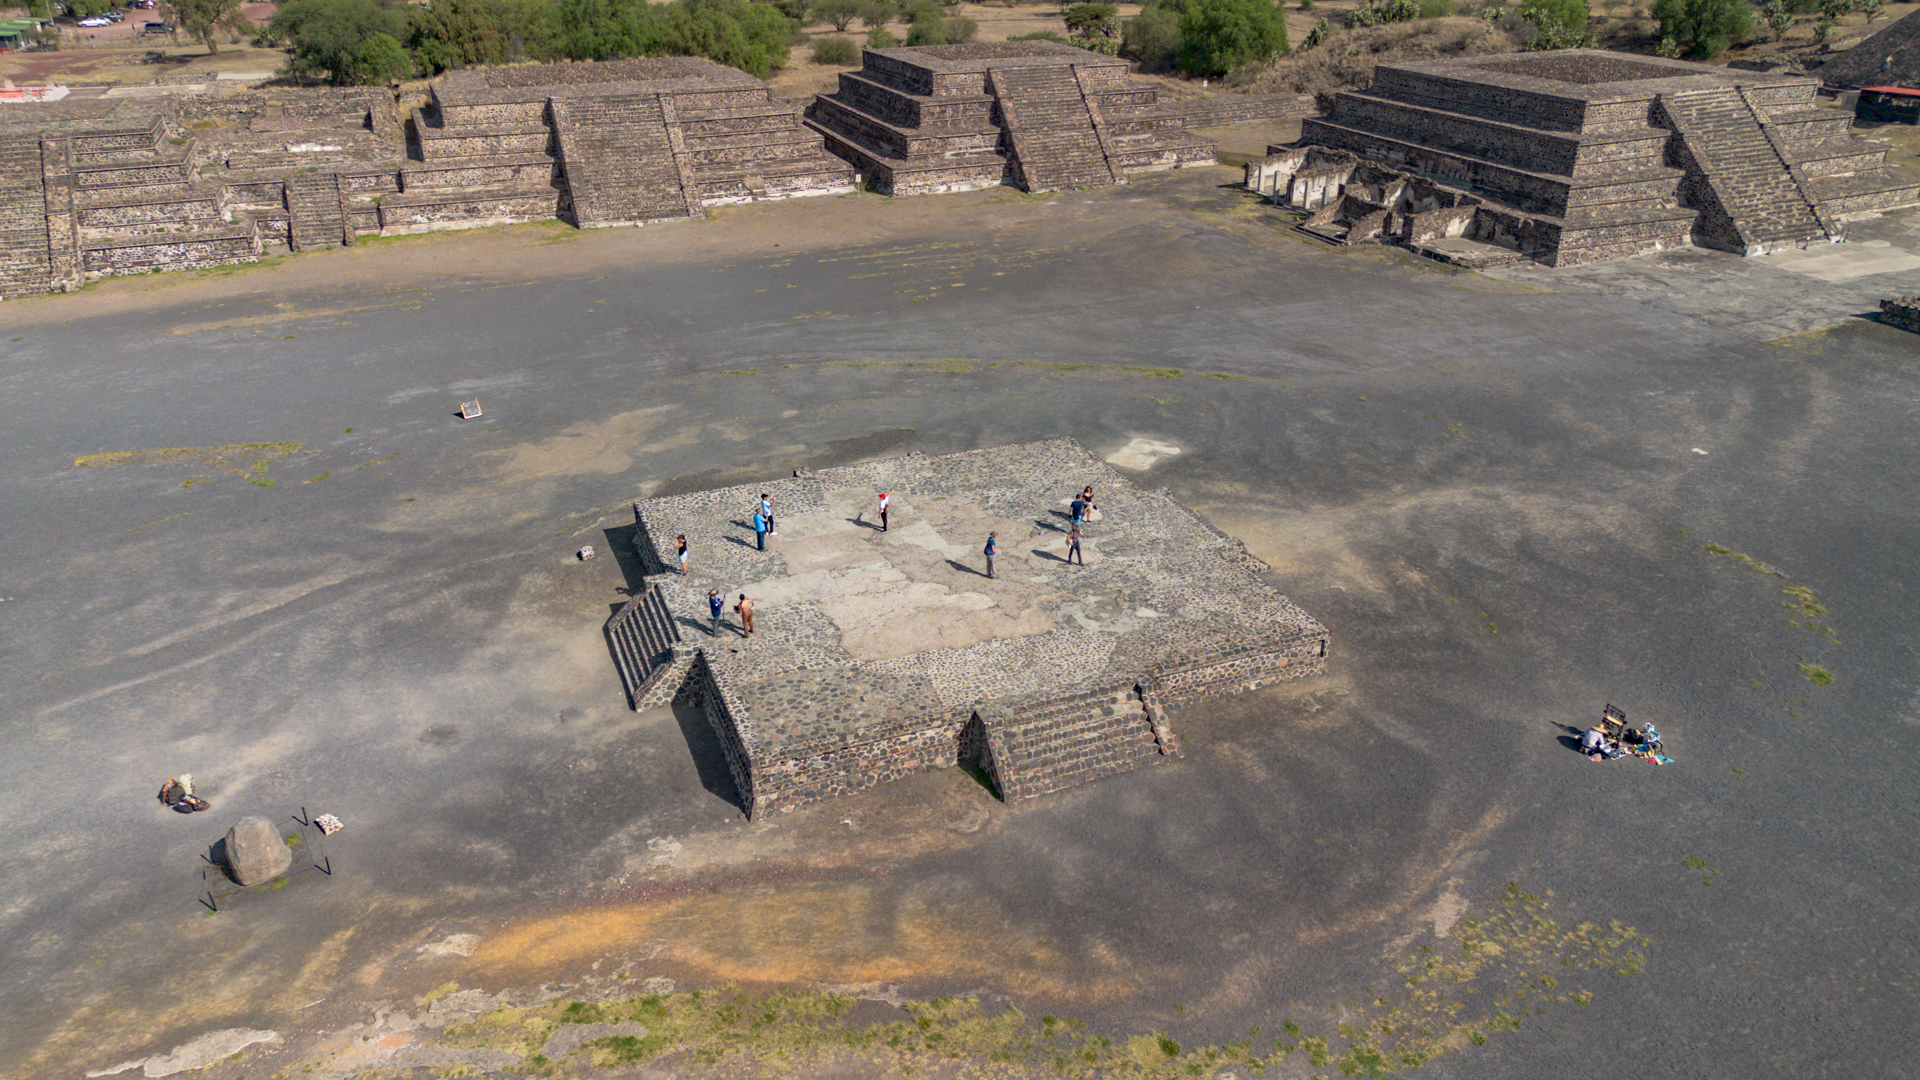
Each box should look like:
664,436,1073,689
0,132,54,297
1150,641,1327,713
80,226,258,275
750,716,969,817
1880,296,1920,334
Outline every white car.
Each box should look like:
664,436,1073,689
77,15,111,25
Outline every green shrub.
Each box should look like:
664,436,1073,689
1008,28,1068,41
811,35,860,61
1176,0,1289,75
947,14,977,40
858,0,896,26
866,24,900,44
1417,0,1455,15
1303,15,1330,45
1517,0,1592,45
1650,0,1753,56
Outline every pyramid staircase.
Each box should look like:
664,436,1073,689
551,93,699,226
987,65,1121,192
0,132,54,296
606,585,686,708
979,681,1178,801
285,172,348,251
1657,87,1832,253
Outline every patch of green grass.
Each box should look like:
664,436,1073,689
718,369,758,377
1682,856,1724,885
1200,372,1245,381
1798,663,1834,686
302,471,330,484
435,884,1645,1080
990,361,1183,379
1702,543,1779,576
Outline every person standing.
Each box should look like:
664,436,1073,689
760,493,776,537
1069,494,1086,531
676,534,689,574
708,589,725,636
877,491,890,532
1081,486,1097,514
735,593,755,636
983,531,997,579
752,506,768,551
1067,527,1084,566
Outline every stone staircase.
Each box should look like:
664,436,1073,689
0,132,53,297
987,65,1119,192
1658,87,1830,254
285,171,347,251
982,681,1175,801
606,585,685,708
550,93,698,226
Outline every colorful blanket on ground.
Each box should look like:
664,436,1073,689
1635,752,1675,764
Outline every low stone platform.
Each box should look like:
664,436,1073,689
608,439,1329,818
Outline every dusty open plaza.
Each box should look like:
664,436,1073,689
1,149,1917,1080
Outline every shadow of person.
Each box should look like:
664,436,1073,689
1031,549,1067,562
945,558,989,577
725,535,756,548
672,704,747,814
1557,735,1584,753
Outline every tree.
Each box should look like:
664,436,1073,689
816,0,860,31
1649,0,1752,57
1063,3,1119,40
271,0,409,82
1120,3,1181,68
355,30,413,82
1764,0,1792,39
1176,0,1288,76
160,0,250,53
858,0,896,27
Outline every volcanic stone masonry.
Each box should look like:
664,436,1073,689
805,41,1307,195
0,57,855,298
0,45,1314,298
1246,50,1920,267
605,439,1330,818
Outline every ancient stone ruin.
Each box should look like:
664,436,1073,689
0,57,854,298
1247,50,1920,267
1880,295,1920,333
606,439,1329,818
806,41,1273,195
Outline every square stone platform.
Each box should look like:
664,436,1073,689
607,439,1329,817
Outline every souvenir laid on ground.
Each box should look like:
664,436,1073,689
315,814,344,835
578,545,596,561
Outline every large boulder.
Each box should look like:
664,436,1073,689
225,817,292,885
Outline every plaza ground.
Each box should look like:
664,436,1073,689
0,148,1916,1079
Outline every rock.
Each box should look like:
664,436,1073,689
225,817,292,885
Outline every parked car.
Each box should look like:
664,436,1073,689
77,15,111,25
131,0,156,7
141,19,171,32
105,11,124,20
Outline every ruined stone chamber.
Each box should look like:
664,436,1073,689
805,42,1219,195
1249,50,1920,267
606,439,1329,818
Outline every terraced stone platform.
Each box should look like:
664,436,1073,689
608,439,1329,818
1255,49,1919,267
807,42,1220,196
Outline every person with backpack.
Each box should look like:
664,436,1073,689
983,531,997,579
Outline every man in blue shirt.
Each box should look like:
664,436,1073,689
753,507,768,551
708,589,725,636
984,531,996,579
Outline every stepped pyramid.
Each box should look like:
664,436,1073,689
806,42,1217,196
1255,50,1918,266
